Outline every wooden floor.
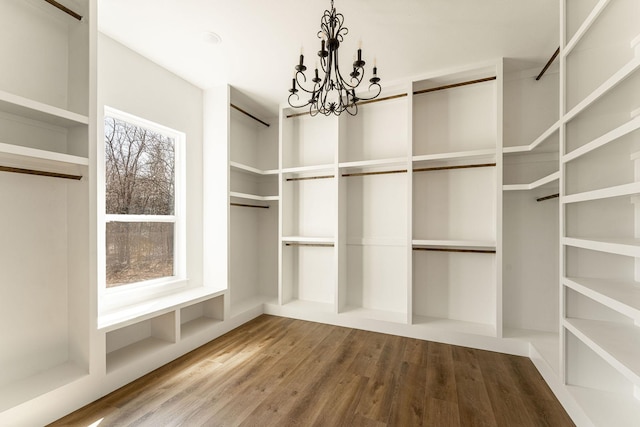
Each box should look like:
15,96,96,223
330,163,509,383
50,315,574,427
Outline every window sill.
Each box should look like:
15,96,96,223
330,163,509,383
98,286,226,332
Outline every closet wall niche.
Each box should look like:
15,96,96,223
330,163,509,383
0,0,94,412
229,88,279,317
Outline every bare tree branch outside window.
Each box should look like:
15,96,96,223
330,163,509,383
104,117,176,287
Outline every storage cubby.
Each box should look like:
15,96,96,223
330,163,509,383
412,249,497,335
338,167,408,321
180,296,224,339
412,162,496,242
229,90,279,316
281,173,336,239
281,243,335,310
338,92,408,164
412,67,497,158
106,312,176,373
281,110,337,169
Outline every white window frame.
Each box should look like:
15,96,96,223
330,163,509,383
99,106,187,312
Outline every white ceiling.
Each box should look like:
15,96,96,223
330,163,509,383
98,0,559,115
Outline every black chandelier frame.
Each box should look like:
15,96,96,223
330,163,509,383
288,0,382,116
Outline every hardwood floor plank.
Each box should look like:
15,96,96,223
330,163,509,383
49,315,574,427
425,341,458,403
451,346,498,427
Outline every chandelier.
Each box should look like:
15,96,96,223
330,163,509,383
288,0,382,116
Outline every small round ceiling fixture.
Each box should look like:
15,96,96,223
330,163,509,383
202,31,222,45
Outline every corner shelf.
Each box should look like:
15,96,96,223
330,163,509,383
503,171,559,191
503,120,560,154
281,164,335,175
229,191,279,202
412,148,496,164
563,0,612,58
567,385,640,427
412,315,497,337
229,161,278,176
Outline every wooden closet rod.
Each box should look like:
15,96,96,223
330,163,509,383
44,0,82,20
286,175,334,181
536,193,559,202
285,93,409,119
413,76,496,96
230,104,270,127
413,247,496,254
342,169,407,178
285,242,334,247
414,163,496,173
0,165,82,180
536,47,560,81
230,202,269,209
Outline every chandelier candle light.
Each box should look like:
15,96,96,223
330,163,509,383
288,0,382,116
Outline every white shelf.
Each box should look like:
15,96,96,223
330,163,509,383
0,89,89,128
563,115,640,164
503,120,560,154
229,161,278,176
563,237,640,258
567,385,640,427
412,315,497,337
282,236,335,245
564,277,640,322
281,164,335,174
337,306,407,324
503,171,559,191
564,318,640,386
0,142,89,166
412,148,496,163
0,361,86,412
563,0,612,58
339,157,407,170
565,56,640,123
412,239,496,250
229,191,279,202
563,181,640,204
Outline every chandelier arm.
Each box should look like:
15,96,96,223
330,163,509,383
294,72,320,95
351,83,383,102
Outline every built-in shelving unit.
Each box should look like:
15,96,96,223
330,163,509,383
561,0,640,424
0,0,94,414
228,88,279,318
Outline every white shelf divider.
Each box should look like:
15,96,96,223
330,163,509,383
503,171,559,191
563,115,640,164
0,89,89,127
564,318,640,386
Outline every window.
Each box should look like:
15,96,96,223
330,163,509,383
103,107,185,291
